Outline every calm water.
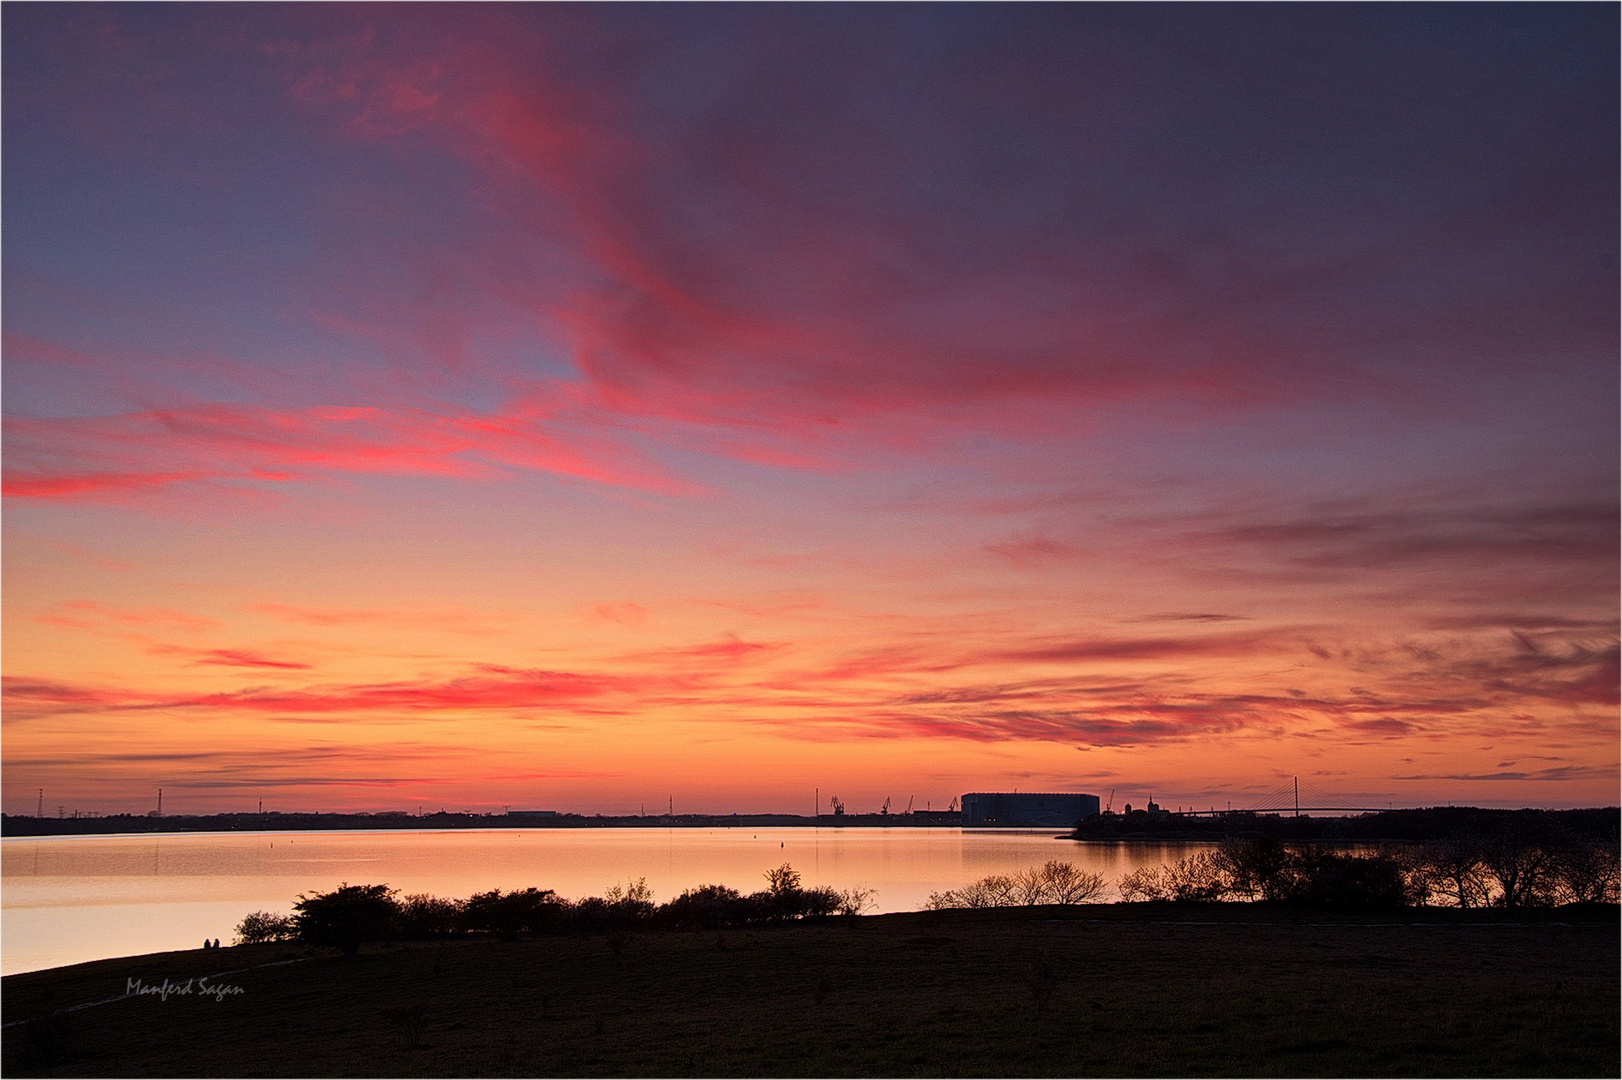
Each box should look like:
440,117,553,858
1,828,1212,975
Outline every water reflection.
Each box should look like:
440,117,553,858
2,828,1215,975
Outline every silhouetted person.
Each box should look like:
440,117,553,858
213,938,221,949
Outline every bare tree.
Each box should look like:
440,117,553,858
1478,829,1555,908
1552,842,1620,904
836,885,877,915
931,862,1106,908
1413,835,1489,908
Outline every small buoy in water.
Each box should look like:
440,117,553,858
780,841,784,847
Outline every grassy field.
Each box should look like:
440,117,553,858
4,904,1616,1077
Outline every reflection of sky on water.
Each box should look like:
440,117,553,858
3,827,1226,974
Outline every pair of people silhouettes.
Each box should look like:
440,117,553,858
202,937,221,949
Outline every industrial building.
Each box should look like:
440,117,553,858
960,792,1100,828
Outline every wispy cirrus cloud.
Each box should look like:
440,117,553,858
37,600,222,632
617,635,785,665
1183,501,1621,581
1393,764,1618,783
146,645,313,671
1,665,636,720
249,603,505,635
4,396,699,500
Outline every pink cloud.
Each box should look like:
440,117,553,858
249,603,503,634
619,634,784,665
155,646,314,671
588,602,648,626
4,396,700,501
983,536,1084,568
2,665,639,720
53,601,222,631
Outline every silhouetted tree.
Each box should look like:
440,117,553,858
232,910,297,945
926,874,1019,909
747,863,839,919
398,893,465,938
1551,841,1621,904
1286,849,1415,908
1478,827,1556,907
1411,835,1489,907
291,883,400,955
662,884,749,929
929,862,1105,908
462,887,563,937
764,863,801,897
835,885,877,916
1215,838,1292,900
1118,853,1228,902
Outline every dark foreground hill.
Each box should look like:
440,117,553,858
4,904,1616,1078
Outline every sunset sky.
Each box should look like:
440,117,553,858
4,4,1616,817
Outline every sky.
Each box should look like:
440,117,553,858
3,4,1616,817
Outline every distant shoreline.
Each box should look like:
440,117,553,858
0,811,965,838
6,804,1619,840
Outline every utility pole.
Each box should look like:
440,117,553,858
157,788,163,817
815,787,819,818
38,789,44,818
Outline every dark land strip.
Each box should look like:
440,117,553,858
5,903,1616,1078
7,805,1615,843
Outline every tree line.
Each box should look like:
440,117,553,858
235,863,876,954
1116,830,1618,907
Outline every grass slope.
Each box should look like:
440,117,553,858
4,905,1617,1077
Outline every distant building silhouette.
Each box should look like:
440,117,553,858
961,792,1100,828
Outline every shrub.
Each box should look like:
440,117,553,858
743,864,840,920
661,884,751,929
1115,865,1171,903
928,862,1105,908
1118,853,1228,902
1284,850,1415,908
763,864,801,898
291,883,400,955
462,887,564,937
835,885,877,916
570,880,656,933
796,885,842,917
1552,842,1621,904
232,910,296,945
926,874,1018,909
398,893,464,938
1214,838,1291,900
